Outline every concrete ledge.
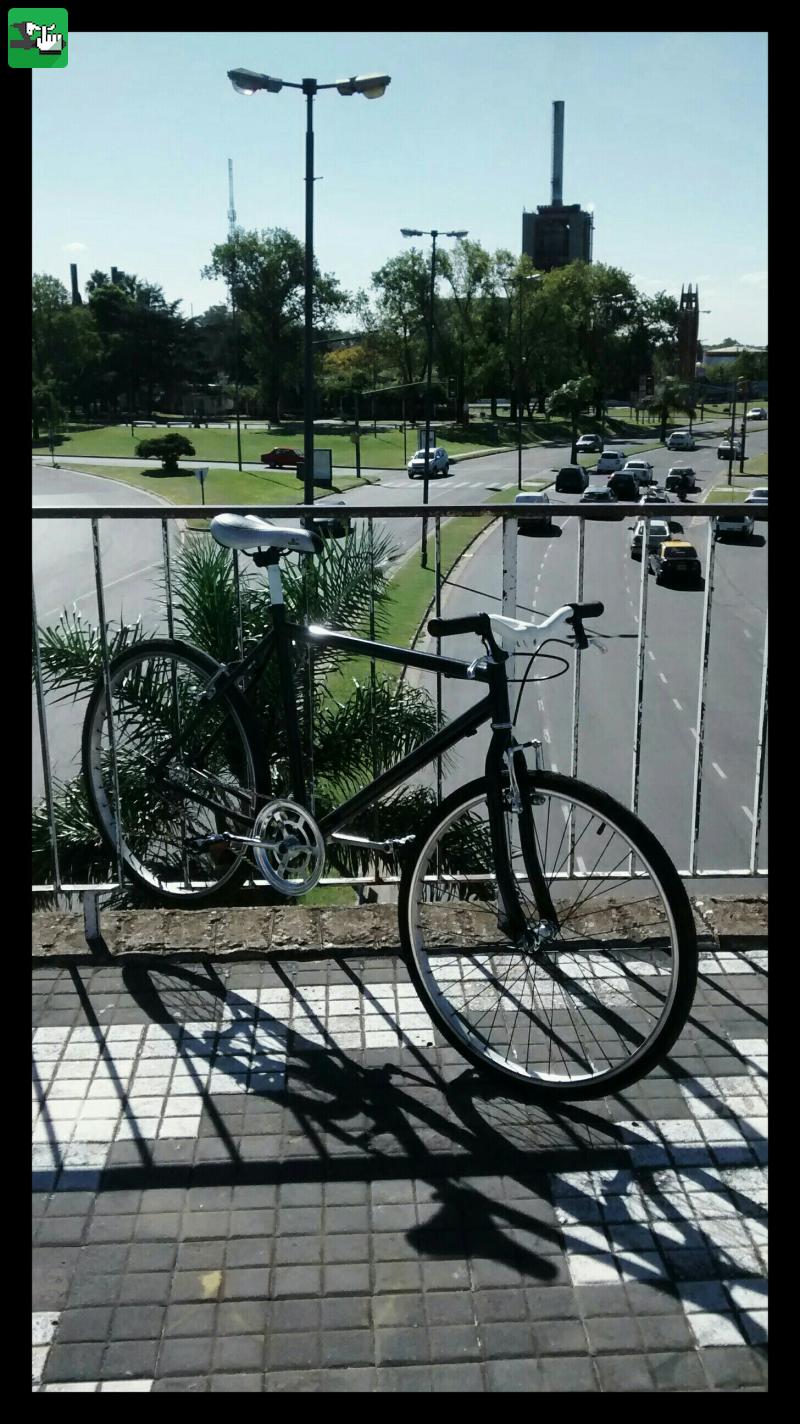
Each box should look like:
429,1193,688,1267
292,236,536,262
31,896,766,961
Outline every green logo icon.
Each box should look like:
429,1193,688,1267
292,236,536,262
8,8,68,67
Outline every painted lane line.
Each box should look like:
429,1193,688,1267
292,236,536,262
647,650,655,662
742,805,755,824
550,761,558,773
659,672,668,684
538,699,545,713
672,698,683,712
712,762,727,780
543,728,552,744
577,855,588,875
690,728,698,739
744,628,752,640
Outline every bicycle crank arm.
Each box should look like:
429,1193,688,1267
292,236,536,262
183,832,283,852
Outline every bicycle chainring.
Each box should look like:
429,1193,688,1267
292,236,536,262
252,799,325,897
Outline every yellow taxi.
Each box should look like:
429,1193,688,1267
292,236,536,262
648,539,702,586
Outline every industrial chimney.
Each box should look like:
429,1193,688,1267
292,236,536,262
551,100,564,207
69,263,82,305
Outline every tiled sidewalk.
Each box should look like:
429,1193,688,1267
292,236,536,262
32,948,767,1391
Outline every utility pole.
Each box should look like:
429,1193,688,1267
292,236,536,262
228,159,243,471
739,382,748,473
727,381,737,487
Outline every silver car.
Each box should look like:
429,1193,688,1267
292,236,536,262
408,446,450,479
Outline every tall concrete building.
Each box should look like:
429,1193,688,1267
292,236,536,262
521,101,593,271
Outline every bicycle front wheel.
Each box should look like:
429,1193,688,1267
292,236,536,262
82,638,268,904
399,772,697,1100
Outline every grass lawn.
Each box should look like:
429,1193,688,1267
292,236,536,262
38,423,516,469
60,461,369,512
706,488,749,503
742,451,768,478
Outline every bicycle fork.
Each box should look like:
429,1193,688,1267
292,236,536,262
485,729,560,945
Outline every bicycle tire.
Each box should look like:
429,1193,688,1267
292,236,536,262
398,770,697,1100
82,638,269,905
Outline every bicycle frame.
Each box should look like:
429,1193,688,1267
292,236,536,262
208,599,514,838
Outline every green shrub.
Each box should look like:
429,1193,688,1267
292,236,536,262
135,433,196,470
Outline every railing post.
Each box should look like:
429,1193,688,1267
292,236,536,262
501,513,517,622
31,577,62,892
749,613,768,873
689,521,718,875
92,518,125,889
569,516,586,874
631,517,651,817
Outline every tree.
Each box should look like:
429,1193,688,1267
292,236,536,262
135,433,196,471
649,375,694,442
204,229,348,422
371,248,431,388
546,375,595,462
33,528,448,897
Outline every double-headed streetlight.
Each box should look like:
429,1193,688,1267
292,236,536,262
228,67,390,507
400,227,467,566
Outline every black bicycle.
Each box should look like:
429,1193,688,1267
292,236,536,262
82,513,697,1100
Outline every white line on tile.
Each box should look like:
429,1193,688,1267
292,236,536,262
538,699,545,713
543,728,552,744
648,650,655,661
672,698,683,711
659,672,668,684
712,762,727,780
742,805,755,824
690,728,698,739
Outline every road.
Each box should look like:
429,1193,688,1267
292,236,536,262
32,465,177,807
408,431,768,886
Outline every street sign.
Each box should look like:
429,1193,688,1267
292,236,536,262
416,426,435,450
314,449,333,487
194,466,209,505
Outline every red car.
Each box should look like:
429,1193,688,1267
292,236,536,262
260,447,303,469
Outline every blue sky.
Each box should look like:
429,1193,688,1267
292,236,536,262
32,31,768,344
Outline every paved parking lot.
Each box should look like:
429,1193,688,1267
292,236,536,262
32,944,767,1391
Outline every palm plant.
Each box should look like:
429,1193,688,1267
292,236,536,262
32,525,458,900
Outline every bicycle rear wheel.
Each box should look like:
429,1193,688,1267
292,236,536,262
82,638,268,904
399,771,697,1100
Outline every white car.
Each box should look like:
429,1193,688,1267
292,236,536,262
746,408,767,420
639,487,670,504
630,518,671,560
744,488,768,505
666,430,696,451
596,450,626,474
713,509,754,539
515,490,552,530
576,433,603,454
623,459,656,486
408,446,450,479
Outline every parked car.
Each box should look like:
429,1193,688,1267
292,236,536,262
630,518,671,560
515,490,553,530
744,488,768,505
713,508,754,540
579,487,624,519
622,459,656,486
666,430,696,451
554,464,589,493
596,450,626,474
648,540,702,585
260,446,303,469
718,440,742,460
408,446,450,478
746,408,767,420
665,465,699,494
576,433,603,454
607,470,639,501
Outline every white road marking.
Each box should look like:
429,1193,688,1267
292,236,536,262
647,650,655,662
538,699,545,712
561,806,570,822
712,762,727,780
672,698,683,711
690,728,698,739
577,855,588,874
741,805,755,824
41,559,164,622
550,761,558,772
543,728,552,744
744,628,752,640
659,672,668,684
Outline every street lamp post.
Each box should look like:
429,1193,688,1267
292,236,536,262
228,67,390,508
514,273,541,491
401,227,467,566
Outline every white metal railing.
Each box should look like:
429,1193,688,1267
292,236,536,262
32,501,768,895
